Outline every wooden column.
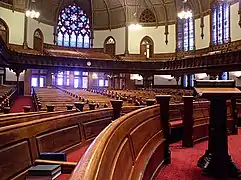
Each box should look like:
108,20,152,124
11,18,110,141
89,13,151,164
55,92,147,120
124,26,129,55
111,100,123,120
182,96,194,147
46,71,52,86
156,95,171,164
24,69,32,96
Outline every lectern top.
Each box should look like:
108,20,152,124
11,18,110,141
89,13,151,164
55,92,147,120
194,87,241,99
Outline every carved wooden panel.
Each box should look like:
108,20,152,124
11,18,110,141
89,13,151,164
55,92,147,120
105,44,115,56
0,141,32,180
83,117,112,139
37,125,81,152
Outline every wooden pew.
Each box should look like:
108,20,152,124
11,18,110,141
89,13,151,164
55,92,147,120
0,100,144,180
0,110,75,127
182,97,235,147
69,98,169,180
35,87,78,111
0,109,113,180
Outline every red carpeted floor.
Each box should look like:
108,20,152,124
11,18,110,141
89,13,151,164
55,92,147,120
10,96,33,113
56,143,91,180
156,129,241,180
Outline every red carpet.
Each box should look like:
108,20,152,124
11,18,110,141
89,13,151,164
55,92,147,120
156,129,241,180
56,143,91,180
67,143,90,162
10,96,33,113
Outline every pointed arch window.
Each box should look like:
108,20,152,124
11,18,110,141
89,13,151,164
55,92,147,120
0,19,9,44
177,17,194,52
211,1,230,45
57,4,91,48
33,29,44,52
140,36,154,59
104,37,116,56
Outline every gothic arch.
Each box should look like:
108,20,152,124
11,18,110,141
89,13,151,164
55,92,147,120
0,18,9,44
33,28,44,52
140,36,154,58
104,36,116,56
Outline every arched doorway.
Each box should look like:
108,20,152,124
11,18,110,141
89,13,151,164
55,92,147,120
0,18,9,44
33,29,44,52
104,36,116,56
140,36,154,58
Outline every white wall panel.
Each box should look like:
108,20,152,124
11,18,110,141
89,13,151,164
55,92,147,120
230,3,241,42
93,27,125,55
128,25,176,54
0,7,24,45
27,18,54,48
195,15,210,49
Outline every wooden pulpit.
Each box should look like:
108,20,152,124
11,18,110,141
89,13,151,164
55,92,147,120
194,80,241,179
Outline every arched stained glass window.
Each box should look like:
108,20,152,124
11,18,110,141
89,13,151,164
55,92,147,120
212,1,230,45
57,4,91,48
177,17,194,52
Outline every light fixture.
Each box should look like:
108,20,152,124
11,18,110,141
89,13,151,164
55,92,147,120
177,0,192,19
128,0,142,31
129,23,142,30
25,0,40,19
92,73,98,79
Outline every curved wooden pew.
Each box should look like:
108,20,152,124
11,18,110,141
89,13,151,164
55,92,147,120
70,100,169,180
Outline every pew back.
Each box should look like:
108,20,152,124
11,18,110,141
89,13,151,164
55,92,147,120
0,110,76,127
70,105,165,180
0,108,113,180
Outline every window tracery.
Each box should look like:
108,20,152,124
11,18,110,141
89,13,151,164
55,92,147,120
212,1,230,45
177,17,194,52
139,9,156,23
57,4,91,48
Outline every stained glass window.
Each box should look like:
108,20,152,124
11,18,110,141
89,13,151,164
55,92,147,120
57,4,91,48
189,74,194,88
177,17,194,52
183,75,188,88
212,1,230,45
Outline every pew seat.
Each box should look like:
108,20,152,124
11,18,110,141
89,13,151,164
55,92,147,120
56,174,71,180
66,143,90,162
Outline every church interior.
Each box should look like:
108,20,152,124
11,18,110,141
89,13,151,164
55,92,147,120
1,0,241,179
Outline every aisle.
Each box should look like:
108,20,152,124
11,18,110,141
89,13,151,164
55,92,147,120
10,96,33,113
156,129,241,180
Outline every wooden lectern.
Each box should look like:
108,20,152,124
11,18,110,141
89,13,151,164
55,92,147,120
194,80,241,179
